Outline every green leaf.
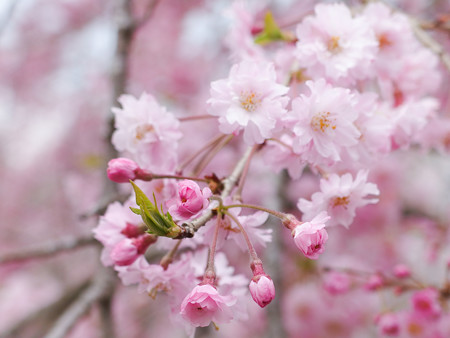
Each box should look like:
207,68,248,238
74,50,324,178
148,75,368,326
254,11,283,45
129,180,181,238
254,11,296,45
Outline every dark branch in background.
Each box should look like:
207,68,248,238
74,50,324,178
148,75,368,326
43,267,116,338
38,1,163,337
0,234,97,265
0,281,90,338
264,170,289,338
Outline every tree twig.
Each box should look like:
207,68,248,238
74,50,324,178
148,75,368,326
0,235,97,265
43,267,116,338
0,281,89,338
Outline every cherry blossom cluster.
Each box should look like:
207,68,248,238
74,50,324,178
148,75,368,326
93,1,446,334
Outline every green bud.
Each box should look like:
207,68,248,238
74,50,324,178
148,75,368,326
129,181,181,238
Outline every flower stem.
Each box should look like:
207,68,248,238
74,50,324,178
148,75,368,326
223,210,259,261
223,203,286,220
204,216,222,284
176,134,226,174
192,134,234,176
159,240,182,270
233,144,260,202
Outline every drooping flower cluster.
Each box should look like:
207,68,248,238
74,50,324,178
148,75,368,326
91,1,448,335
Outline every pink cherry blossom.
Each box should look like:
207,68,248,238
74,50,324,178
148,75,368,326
263,134,306,180
376,313,400,336
93,200,143,266
288,79,361,164
249,275,275,308
207,59,289,145
323,272,350,295
167,180,212,220
291,211,330,259
107,157,139,183
224,2,264,61
111,93,182,172
295,3,378,83
411,288,441,320
180,284,236,327
298,170,379,228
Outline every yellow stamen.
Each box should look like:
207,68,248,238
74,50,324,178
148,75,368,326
327,36,341,53
311,112,336,133
135,124,155,140
240,91,261,112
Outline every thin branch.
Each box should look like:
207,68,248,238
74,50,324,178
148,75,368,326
0,235,97,265
43,267,116,338
0,281,89,338
192,135,234,176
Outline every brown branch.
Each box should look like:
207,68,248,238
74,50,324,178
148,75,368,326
0,281,90,338
43,266,116,338
0,234,97,265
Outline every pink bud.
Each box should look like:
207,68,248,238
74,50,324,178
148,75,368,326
393,264,411,279
110,238,139,266
121,222,146,238
365,274,384,291
110,234,157,266
249,275,275,308
107,158,139,183
134,233,158,254
291,211,330,259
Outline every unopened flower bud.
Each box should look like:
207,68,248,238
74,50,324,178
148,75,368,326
393,264,411,279
291,211,330,260
249,275,275,308
110,234,157,266
365,274,384,291
110,238,139,266
121,222,146,238
107,158,139,183
249,260,275,308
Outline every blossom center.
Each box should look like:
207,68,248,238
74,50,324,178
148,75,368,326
377,34,391,49
135,124,155,140
332,196,350,209
327,36,341,53
240,91,261,112
311,112,336,133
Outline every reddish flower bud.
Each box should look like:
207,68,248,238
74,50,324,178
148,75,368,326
110,238,139,266
249,275,275,308
393,264,411,279
107,158,139,183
